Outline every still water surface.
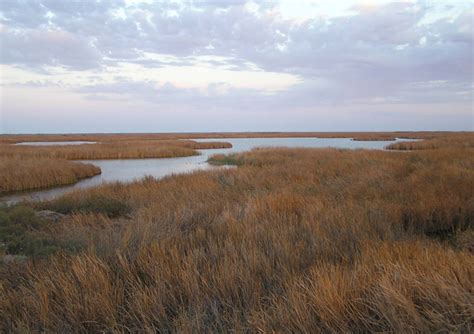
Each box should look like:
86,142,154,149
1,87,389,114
15,141,96,146
2,137,411,204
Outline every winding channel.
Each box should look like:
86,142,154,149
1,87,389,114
2,137,413,204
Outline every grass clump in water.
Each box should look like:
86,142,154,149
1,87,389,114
42,193,131,218
208,153,244,166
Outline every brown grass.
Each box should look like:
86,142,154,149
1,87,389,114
0,140,231,160
387,132,474,150
0,134,473,332
0,158,101,193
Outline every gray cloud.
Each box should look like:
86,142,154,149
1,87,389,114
0,26,101,69
0,0,472,121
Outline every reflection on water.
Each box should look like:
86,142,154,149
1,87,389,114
2,137,412,204
14,141,96,146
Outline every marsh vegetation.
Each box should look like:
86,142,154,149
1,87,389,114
0,140,231,193
0,158,101,193
0,136,409,198
0,132,473,332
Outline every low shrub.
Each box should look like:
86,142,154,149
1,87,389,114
0,206,61,258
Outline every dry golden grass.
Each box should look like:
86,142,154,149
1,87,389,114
0,158,101,193
0,140,231,160
387,132,474,150
0,135,473,332
256,241,473,333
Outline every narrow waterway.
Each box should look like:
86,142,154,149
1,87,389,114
2,137,412,204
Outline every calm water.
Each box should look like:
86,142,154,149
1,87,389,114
2,137,411,204
15,141,96,146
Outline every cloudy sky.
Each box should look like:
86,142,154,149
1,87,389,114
0,0,472,133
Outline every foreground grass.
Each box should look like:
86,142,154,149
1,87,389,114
1,137,473,332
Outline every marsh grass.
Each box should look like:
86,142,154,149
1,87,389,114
0,158,101,193
0,140,231,160
0,140,231,193
0,131,448,144
1,133,473,332
1,131,463,194
387,133,474,150
207,153,244,166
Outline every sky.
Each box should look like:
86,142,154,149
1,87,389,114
0,0,472,133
